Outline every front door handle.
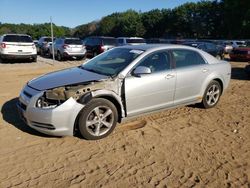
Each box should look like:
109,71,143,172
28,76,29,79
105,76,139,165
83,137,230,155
202,69,209,73
165,74,175,79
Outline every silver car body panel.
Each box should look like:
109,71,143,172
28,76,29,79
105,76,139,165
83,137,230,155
18,44,231,136
18,85,84,136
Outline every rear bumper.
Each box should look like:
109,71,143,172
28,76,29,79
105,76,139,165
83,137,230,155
1,53,37,60
63,50,86,58
230,54,250,61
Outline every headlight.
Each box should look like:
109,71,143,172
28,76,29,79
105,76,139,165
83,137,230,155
36,96,62,109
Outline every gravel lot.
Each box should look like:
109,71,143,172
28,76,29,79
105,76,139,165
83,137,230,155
0,56,249,187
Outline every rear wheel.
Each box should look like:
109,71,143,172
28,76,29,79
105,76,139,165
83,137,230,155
201,80,222,109
57,51,63,61
78,98,118,140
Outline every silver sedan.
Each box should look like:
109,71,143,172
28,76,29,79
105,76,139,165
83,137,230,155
17,44,231,140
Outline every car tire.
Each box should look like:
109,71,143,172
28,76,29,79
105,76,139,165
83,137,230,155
201,80,222,109
57,51,63,61
0,57,5,63
40,49,44,57
78,98,118,140
32,56,37,62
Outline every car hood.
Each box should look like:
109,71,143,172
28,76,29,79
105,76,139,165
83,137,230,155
28,67,109,91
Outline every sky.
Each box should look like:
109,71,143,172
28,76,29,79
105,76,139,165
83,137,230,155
0,0,201,28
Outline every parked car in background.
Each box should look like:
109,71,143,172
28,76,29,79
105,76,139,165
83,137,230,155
146,38,172,44
229,46,250,61
117,37,146,46
85,36,117,57
0,34,37,62
51,37,86,61
213,40,231,54
182,41,224,60
219,41,233,54
37,37,54,56
231,41,246,48
18,44,231,139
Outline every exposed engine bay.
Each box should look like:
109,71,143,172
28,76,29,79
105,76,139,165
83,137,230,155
36,78,123,109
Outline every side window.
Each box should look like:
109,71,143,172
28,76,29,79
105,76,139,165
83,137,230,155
172,49,206,68
118,39,123,44
136,51,170,73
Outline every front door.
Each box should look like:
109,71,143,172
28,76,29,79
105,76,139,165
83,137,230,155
124,51,176,116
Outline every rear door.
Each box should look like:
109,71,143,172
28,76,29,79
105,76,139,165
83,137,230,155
170,49,209,105
125,50,176,116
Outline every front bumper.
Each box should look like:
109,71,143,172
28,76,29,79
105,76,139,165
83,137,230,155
17,85,84,136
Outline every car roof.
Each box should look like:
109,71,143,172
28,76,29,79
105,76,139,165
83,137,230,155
183,41,212,45
89,36,115,39
3,34,31,37
117,44,198,51
117,37,144,39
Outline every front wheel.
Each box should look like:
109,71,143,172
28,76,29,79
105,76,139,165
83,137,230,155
78,98,118,140
201,80,222,109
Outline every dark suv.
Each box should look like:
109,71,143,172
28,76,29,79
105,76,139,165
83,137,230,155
37,37,54,56
85,36,117,57
183,41,224,60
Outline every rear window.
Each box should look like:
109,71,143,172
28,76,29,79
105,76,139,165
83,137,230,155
236,42,245,45
44,38,52,42
65,39,82,45
126,39,145,44
102,38,117,45
3,35,33,43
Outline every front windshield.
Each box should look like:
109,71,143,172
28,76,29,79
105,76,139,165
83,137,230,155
81,48,144,76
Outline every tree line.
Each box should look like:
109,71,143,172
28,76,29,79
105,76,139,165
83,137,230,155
0,0,249,40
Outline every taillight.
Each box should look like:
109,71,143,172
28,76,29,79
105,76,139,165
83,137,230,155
63,44,69,49
32,44,36,49
248,51,250,55
99,45,105,52
82,45,86,49
1,43,6,48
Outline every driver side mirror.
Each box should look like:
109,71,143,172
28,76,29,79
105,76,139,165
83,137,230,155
133,66,151,77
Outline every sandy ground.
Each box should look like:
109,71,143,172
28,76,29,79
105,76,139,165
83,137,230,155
0,56,249,188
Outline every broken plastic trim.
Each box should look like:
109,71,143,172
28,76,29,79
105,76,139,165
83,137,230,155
36,95,65,109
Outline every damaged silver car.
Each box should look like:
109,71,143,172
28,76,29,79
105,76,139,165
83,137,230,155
17,44,231,140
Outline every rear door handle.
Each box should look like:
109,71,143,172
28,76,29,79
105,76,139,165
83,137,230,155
165,74,175,79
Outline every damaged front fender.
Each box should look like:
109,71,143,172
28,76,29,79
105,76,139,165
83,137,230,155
41,78,126,118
